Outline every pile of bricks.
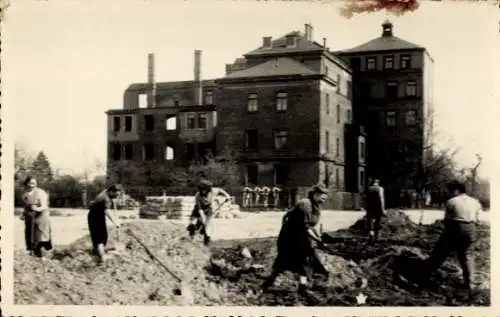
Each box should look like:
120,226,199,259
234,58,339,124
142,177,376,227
139,195,241,220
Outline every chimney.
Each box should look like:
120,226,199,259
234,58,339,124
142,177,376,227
262,36,272,49
147,53,156,108
322,37,327,50
194,50,203,105
304,23,313,41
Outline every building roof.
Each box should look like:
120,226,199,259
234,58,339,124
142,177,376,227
126,79,217,92
222,57,318,79
244,31,324,56
339,21,424,54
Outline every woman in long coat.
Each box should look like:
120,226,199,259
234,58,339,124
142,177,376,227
22,176,52,258
262,184,330,292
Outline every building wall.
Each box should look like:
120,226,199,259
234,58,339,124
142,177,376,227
216,79,321,159
123,80,217,110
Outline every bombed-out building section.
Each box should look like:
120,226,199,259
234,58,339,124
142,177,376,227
106,21,433,209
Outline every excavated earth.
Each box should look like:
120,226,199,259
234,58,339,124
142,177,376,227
14,210,490,306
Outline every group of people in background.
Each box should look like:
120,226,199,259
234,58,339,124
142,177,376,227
242,185,282,208
20,174,483,299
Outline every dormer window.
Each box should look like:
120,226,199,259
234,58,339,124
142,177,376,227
285,35,297,47
262,36,272,49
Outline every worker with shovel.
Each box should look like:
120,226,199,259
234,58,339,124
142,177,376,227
187,179,232,246
418,180,482,300
261,184,330,294
87,184,123,263
22,176,52,258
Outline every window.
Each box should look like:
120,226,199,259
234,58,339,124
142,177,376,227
406,81,417,97
274,130,288,150
324,66,329,77
247,164,258,185
245,129,258,150
366,57,376,70
274,163,289,185
285,35,296,47
166,116,176,130
143,143,155,161
359,138,366,161
406,110,417,126
124,143,134,160
138,94,147,108
124,116,132,132
335,168,340,187
276,92,288,112
336,74,341,92
359,168,365,187
336,137,340,157
384,56,394,69
186,144,195,161
165,146,174,161
386,81,398,99
325,93,330,114
336,105,341,124
187,113,196,129
346,109,352,123
400,55,411,69
386,111,397,127
325,130,330,152
247,93,258,112
198,113,208,130
144,115,155,131
112,117,121,132
111,143,121,160
205,90,214,105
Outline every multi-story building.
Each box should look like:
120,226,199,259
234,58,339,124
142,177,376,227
336,20,434,206
106,51,218,185
216,24,361,196
106,21,432,208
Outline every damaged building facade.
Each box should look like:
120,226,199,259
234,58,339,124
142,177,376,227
106,21,434,208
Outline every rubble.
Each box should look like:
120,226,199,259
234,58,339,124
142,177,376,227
14,210,490,307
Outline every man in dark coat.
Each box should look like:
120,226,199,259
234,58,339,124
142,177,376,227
365,178,385,241
261,184,330,293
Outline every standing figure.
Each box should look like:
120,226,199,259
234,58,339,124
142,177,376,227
261,186,271,208
419,180,482,299
424,190,432,207
187,179,232,245
22,176,52,258
253,186,262,207
365,178,386,241
242,186,253,208
87,184,123,263
262,184,330,293
272,185,282,209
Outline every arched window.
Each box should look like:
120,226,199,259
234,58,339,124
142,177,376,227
165,146,174,161
166,116,177,130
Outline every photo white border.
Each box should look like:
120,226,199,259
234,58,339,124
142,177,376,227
1,0,499,315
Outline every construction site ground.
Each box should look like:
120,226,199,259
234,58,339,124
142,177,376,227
13,208,490,306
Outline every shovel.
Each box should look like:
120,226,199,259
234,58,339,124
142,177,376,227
126,228,194,301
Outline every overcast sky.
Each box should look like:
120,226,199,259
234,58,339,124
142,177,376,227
3,0,498,178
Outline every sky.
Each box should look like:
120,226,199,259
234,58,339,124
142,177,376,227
3,0,498,179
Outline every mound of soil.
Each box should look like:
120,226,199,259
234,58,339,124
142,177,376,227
341,209,419,237
14,221,241,306
206,214,491,306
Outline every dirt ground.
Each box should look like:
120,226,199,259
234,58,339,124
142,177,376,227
13,209,490,306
